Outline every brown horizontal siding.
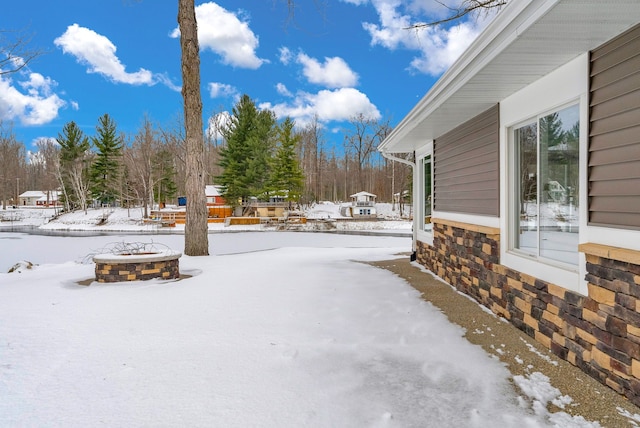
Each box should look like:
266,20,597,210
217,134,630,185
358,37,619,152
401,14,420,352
438,171,498,189
437,149,497,172
590,88,640,121
589,178,640,196
589,125,640,150
589,70,640,106
590,53,640,91
590,195,640,212
589,162,640,181
589,144,640,167
434,104,499,216
589,212,640,228
589,23,640,229
589,23,640,65
589,108,640,136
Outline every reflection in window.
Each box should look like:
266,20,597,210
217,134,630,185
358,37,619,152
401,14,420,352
422,155,432,231
513,104,579,265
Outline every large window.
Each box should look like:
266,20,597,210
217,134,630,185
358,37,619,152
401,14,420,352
421,154,433,232
512,104,579,266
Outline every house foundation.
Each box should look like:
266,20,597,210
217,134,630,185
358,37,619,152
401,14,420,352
416,220,640,406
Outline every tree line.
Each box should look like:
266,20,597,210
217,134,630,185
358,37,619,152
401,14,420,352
0,94,412,213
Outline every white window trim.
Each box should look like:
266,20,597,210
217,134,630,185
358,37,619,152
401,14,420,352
416,142,433,246
500,53,588,295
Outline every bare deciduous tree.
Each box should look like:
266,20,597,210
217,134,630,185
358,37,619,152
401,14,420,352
125,116,160,218
0,28,43,75
344,113,380,191
0,122,26,209
160,121,187,197
178,0,209,256
298,115,323,204
34,138,62,208
405,0,507,29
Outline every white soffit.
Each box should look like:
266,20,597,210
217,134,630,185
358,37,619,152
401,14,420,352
380,0,640,153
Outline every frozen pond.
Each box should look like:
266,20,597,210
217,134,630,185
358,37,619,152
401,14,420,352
0,231,411,273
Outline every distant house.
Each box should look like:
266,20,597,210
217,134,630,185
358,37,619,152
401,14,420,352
159,185,232,225
349,191,377,219
205,185,225,206
18,191,61,207
205,185,232,220
379,1,640,406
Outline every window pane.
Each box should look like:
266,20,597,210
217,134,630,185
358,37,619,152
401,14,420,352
423,155,432,231
514,122,537,256
539,105,579,265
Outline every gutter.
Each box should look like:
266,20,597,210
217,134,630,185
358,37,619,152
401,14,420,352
380,151,415,169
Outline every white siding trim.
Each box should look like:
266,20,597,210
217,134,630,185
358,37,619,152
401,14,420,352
416,143,434,246
583,226,640,253
432,211,500,229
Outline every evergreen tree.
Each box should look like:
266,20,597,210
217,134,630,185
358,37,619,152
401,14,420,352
90,114,123,205
57,121,92,212
217,95,276,207
539,112,564,148
247,108,277,197
270,117,304,203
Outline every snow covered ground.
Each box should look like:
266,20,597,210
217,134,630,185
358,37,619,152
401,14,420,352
0,205,630,427
0,202,412,234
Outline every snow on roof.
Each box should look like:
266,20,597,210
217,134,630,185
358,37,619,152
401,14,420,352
205,185,221,197
37,193,60,202
350,191,376,198
19,191,46,198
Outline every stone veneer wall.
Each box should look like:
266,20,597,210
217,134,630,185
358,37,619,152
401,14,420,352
416,219,640,406
94,258,180,282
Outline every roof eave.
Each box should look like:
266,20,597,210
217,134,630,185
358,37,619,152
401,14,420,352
379,0,557,153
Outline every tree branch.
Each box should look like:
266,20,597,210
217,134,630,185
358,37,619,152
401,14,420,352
405,0,507,30
0,28,44,76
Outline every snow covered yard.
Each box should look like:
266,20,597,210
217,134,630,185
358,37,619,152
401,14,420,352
0,229,614,427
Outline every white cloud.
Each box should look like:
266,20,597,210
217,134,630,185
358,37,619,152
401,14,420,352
340,0,369,5
27,138,59,163
154,74,181,92
409,21,481,75
208,82,238,99
276,83,292,97
259,87,380,126
171,2,264,69
405,0,466,19
278,47,293,65
54,24,155,85
296,53,359,88
1,56,26,74
0,73,66,126
206,110,231,142
359,0,494,75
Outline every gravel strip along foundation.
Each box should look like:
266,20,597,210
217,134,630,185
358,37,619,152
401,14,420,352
370,255,640,426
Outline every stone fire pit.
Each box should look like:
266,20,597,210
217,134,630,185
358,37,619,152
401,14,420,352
93,248,182,283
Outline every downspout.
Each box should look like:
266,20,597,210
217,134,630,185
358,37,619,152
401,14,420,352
380,150,417,261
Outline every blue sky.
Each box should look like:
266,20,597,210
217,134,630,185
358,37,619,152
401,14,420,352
1,0,495,153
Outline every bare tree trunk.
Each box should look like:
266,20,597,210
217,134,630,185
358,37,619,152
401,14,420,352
178,0,209,256
69,159,90,213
